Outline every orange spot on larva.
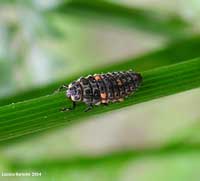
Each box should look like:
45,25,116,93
95,75,101,81
101,93,106,99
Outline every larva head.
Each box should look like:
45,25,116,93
133,73,143,87
66,83,82,102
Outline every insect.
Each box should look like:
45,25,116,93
56,70,142,112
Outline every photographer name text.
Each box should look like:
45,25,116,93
2,171,42,177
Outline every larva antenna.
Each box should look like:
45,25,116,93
54,84,68,94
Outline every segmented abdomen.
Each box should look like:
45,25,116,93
77,71,142,105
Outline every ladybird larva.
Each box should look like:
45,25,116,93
56,70,142,112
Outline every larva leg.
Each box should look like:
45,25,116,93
60,101,76,112
84,104,94,112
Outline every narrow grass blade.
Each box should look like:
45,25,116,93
0,58,199,143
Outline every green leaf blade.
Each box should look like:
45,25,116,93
0,57,199,143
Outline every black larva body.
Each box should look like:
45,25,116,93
58,70,142,112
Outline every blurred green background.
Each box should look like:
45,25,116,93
0,0,200,180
